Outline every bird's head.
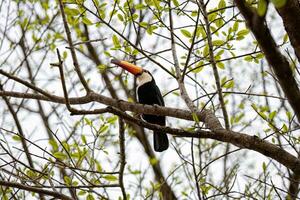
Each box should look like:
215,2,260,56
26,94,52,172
111,59,153,85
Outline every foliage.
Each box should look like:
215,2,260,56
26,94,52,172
0,0,299,199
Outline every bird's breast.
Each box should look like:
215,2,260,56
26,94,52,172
137,81,161,105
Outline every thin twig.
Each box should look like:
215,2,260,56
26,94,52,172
58,0,90,93
72,38,107,46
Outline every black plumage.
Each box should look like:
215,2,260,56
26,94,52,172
137,74,169,152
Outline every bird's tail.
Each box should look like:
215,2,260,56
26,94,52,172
153,131,169,152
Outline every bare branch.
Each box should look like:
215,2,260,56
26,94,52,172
0,180,73,200
58,0,90,93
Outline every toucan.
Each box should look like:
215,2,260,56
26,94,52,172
111,59,169,152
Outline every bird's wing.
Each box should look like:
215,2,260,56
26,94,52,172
155,85,165,106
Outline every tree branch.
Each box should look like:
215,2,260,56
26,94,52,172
0,180,73,200
234,0,300,123
58,0,90,93
71,105,300,175
232,2,300,198
118,118,127,199
275,0,300,62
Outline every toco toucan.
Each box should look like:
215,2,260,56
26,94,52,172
111,59,169,152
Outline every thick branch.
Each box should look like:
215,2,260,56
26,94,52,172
98,106,300,175
275,0,300,62
235,3,300,197
234,0,300,122
0,180,73,200
0,90,210,122
1,89,300,175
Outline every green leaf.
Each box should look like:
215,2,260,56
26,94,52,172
12,135,21,141
262,162,267,172
64,176,72,186
149,157,158,165
283,33,289,43
217,62,225,69
63,51,68,59
130,170,141,175
97,64,107,72
216,49,224,56
282,124,288,132
271,137,275,143
193,61,204,73
233,21,239,31
201,184,212,195
53,152,67,160
125,46,132,53
224,80,234,88
20,17,29,29
135,3,146,10
84,118,92,126
49,139,58,151
203,45,209,57
86,194,95,200
103,175,118,181
96,162,102,172
259,111,267,120
147,25,157,35
107,116,118,124
81,135,87,144
210,25,218,35
172,0,180,7
180,29,192,38
192,113,199,123
212,40,224,46
139,22,148,28
208,13,217,22
256,53,264,59
117,14,124,22
196,26,206,38
82,17,93,25
182,191,189,197
191,10,198,17
65,7,80,16
269,111,276,121
218,0,226,13
78,190,86,196
237,29,250,37
62,141,70,152
93,0,100,7
271,0,286,8
251,103,258,111
99,125,109,133
286,111,292,121
215,19,224,27
112,35,121,48
104,51,111,57
132,49,139,55
244,55,253,62
131,13,139,21
234,113,244,123
257,0,268,17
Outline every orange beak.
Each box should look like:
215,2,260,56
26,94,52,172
111,59,143,75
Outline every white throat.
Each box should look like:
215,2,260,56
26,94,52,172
137,72,152,87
